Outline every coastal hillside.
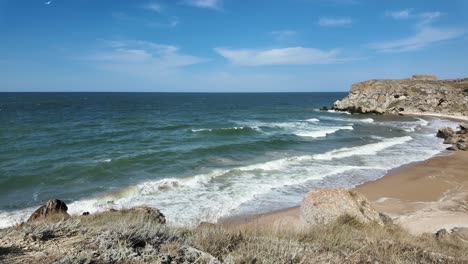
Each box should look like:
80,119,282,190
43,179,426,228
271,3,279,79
333,75,468,116
2,195,468,263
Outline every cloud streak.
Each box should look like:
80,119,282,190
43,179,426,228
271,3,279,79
215,47,344,66
318,17,352,27
369,27,464,53
184,0,222,10
270,30,298,41
85,40,207,72
385,9,412,20
144,2,162,12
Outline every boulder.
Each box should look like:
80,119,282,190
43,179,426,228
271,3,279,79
451,227,468,240
456,142,467,151
27,199,70,223
300,188,382,226
459,123,468,133
118,207,166,224
435,229,449,240
437,127,454,139
320,106,329,111
443,137,457,144
379,212,393,225
446,145,457,151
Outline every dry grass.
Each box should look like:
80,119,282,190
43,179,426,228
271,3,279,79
1,212,468,263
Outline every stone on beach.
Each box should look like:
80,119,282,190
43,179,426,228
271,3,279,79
437,127,454,139
300,188,382,226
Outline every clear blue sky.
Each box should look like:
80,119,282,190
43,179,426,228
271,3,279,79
0,0,467,92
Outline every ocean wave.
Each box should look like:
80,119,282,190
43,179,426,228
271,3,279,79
313,136,412,160
305,118,320,122
315,109,351,115
190,126,261,135
319,116,374,123
295,126,354,138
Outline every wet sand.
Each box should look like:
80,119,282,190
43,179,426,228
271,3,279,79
221,151,468,235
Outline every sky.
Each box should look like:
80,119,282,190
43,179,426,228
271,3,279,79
0,0,467,92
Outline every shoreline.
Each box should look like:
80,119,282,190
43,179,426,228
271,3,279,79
221,148,468,235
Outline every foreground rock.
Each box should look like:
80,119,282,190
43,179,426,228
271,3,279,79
27,199,70,223
333,75,468,116
437,124,468,151
300,188,383,225
116,206,166,224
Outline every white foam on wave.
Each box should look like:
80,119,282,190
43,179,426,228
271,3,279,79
0,116,455,229
317,109,351,115
63,162,368,226
295,126,354,138
319,116,374,123
313,136,413,160
305,118,320,122
191,126,261,133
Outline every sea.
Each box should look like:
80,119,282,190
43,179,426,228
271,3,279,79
0,92,459,228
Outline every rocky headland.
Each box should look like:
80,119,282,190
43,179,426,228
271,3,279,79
332,75,468,118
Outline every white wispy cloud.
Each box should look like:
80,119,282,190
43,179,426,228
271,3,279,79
270,30,297,41
86,40,207,71
184,0,221,10
214,47,344,66
144,2,162,12
148,17,180,28
318,17,352,27
418,11,442,25
385,9,441,24
374,9,462,53
385,9,412,20
369,27,464,53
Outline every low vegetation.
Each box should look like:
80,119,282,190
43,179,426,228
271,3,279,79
1,211,468,264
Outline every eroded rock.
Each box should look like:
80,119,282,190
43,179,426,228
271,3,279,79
300,188,382,226
118,207,166,224
27,199,70,223
333,76,468,116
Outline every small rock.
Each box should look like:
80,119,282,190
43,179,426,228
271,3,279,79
446,145,457,151
82,212,90,216
459,123,468,132
378,213,393,225
456,142,467,151
437,127,454,139
435,229,448,240
320,106,329,111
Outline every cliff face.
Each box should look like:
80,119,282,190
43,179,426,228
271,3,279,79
333,75,468,116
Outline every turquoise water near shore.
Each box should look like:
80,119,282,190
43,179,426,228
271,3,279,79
0,93,457,227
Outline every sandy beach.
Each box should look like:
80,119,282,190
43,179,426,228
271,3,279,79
221,150,468,235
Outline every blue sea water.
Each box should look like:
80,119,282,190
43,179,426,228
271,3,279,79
0,93,457,227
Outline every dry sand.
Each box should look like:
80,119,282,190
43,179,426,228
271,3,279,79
221,151,468,235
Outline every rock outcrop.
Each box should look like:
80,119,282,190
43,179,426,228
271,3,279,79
437,124,467,151
111,206,166,224
332,75,468,116
300,188,382,226
27,199,70,223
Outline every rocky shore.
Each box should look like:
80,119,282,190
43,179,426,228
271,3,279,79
2,186,468,263
332,75,468,117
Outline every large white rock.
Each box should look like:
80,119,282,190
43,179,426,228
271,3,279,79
300,188,382,226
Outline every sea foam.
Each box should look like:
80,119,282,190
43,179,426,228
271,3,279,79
313,136,412,160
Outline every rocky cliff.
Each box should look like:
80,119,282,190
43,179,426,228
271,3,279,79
333,75,468,116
